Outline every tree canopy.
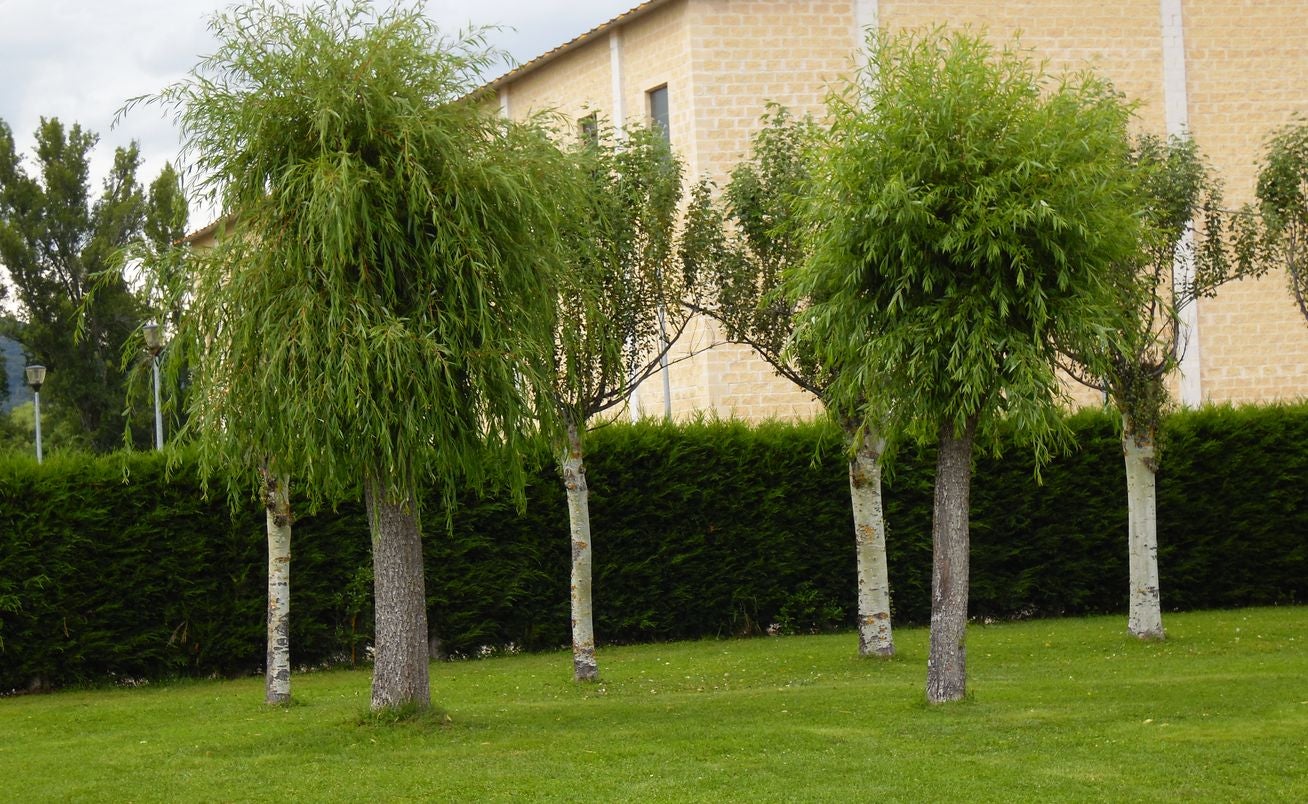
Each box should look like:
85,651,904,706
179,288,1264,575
1255,118,1308,325
552,124,688,429
791,29,1144,702
793,30,1141,455
0,117,164,452
147,0,571,509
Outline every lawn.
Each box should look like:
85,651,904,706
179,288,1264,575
2,606,1305,802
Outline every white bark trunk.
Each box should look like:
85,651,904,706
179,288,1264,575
263,471,292,705
847,428,894,658
927,416,976,704
365,475,431,711
563,423,599,681
1123,415,1165,640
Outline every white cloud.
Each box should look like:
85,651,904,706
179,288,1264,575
0,0,637,230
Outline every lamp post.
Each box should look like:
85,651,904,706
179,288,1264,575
25,364,46,464
143,321,164,450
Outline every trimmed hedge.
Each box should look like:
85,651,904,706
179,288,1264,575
1,404,1305,691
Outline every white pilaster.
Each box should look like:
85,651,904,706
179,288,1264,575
1161,0,1202,407
610,28,626,141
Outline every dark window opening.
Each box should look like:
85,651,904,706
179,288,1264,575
647,84,669,141
579,113,599,146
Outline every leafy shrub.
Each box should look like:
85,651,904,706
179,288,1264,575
1,404,1304,691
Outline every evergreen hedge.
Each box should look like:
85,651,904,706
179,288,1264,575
1,404,1304,692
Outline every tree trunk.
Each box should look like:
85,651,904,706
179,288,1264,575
562,422,599,681
365,475,431,711
1123,414,1165,640
846,425,894,658
926,415,977,704
263,470,292,705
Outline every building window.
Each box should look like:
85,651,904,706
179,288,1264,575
578,113,599,146
647,84,669,141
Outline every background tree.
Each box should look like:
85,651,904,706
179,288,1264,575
551,124,690,682
792,30,1141,703
145,0,569,712
681,106,895,657
0,117,154,451
1062,135,1264,640
1255,118,1308,325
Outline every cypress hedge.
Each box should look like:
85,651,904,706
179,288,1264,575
1,404,1304,692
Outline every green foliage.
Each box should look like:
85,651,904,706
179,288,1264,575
775,581,845,635
139,0,570,509
794,30,1142,453
683,105,827,397
2,405,1305,690
0,448,371,690
1255,116,1308,324
1066,135,1266,445
0,117,161,452
552,124,689,426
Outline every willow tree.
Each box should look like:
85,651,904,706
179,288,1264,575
143,1,567,712
552,125,690,681
793,30,1140,704
1062,135,1263,641
1256,119,1308,325
681,106,895,657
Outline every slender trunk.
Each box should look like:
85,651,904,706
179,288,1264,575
1123,414,1165,640
365,474,431,711
846,424,894,658
926,415,977,704
262,469,292,705
563,422,599,681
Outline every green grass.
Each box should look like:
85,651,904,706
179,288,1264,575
2,607,1305,802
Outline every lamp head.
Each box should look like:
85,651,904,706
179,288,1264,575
143,321,163,354
25,364,46,392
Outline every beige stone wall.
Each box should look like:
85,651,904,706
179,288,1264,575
687,0,857,185
498,0,1308,422
1183,0,1308,403
673,0,856,421
880,1,1168,130
504,33,613,138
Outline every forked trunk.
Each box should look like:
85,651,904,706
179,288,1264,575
562,422,599,681
926,415,977,704
1123,414,1165,640
365,475,431,711
846,425,894,657
262,469,292,705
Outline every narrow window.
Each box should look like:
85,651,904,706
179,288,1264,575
647,84,669,141
578,113,599,146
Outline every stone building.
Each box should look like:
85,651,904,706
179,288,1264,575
484,0,1308,421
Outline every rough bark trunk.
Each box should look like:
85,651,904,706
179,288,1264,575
365,475,431,711
926,415,977,704
846,425,894,658
263,470,292,705
1123,414,1165,640
562,422,599,681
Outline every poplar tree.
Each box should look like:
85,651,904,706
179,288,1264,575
1062,135,1264,640
793,30,1141,703
0,117,152,451
681,106,895,657
144,0,569,712
549,124,690,681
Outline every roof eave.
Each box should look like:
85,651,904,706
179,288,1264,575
481,0,676,93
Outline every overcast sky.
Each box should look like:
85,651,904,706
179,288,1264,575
0,0,638,228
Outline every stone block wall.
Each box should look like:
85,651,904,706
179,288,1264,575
493,0,1308,423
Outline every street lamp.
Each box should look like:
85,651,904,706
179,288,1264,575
25,364,46,464
143,321,164,450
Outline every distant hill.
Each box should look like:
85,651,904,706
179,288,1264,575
2,333,32,413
